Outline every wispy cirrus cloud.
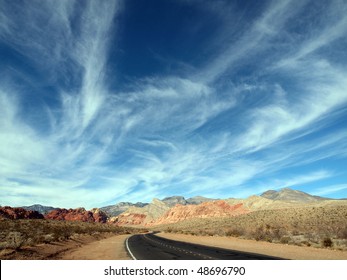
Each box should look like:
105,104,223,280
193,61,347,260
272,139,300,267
315,184,347,197
196,0,309,83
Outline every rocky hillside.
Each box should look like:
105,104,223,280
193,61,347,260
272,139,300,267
260,188,328,202
226,192,345,212
110,198,170,225
108,213,147,226
153,201,249,225
100,202,148,217
0,206,44,220
45,207,108,223
226,195,300,210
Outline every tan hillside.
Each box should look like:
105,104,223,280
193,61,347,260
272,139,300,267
260,188,326,202
226,195,347,211
226,195,296,210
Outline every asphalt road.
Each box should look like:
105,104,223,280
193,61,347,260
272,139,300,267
126,233,283,260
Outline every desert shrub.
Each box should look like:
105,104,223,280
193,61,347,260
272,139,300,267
225,228,244,237
335,239,347,248
322,237,333,248
280,236,291,244
6,232,25,249
337,227,347,239
0,219,144,249
213,228,226,236
252,225,284,241
303,232,320,244
253,226,269,242
300,240,311,247
24,237,36,247
43,234,55,243
251,225,283,243
0,242,8,249
271,227,284,240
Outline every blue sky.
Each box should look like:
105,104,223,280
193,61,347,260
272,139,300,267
1,0,347,208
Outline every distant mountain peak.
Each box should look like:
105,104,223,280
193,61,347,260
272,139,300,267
186,196,216,204
100,201,148,217
22,204,57,214
260,188,327,202
161,196,187,207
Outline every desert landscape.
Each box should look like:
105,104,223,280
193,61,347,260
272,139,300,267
1,188,347,260
1,7,347,280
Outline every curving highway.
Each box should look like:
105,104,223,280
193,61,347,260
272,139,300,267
126,233,283,260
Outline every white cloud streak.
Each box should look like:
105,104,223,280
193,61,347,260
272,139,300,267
314,184,347,196
196,0,309,83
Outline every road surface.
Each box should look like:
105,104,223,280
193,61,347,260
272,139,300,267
126,233,283,260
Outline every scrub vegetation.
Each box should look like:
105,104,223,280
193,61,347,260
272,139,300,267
0,219,142,250
158,205,347,250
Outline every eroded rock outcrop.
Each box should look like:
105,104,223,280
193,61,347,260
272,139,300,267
45,207,108,223
152,201,249,225
108,213,147,226
0,206,44,220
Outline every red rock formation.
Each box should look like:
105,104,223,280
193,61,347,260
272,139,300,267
45,207,108,223
152,201,249,225
108,213,147,226
0,206,44,220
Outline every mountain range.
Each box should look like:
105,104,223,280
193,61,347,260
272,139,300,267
3,188,344,226
108,188,347,226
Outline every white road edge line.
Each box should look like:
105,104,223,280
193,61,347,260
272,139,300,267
125,236,137,260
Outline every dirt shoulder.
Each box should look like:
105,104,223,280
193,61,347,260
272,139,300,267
60,234,131,260
157,232,347,260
